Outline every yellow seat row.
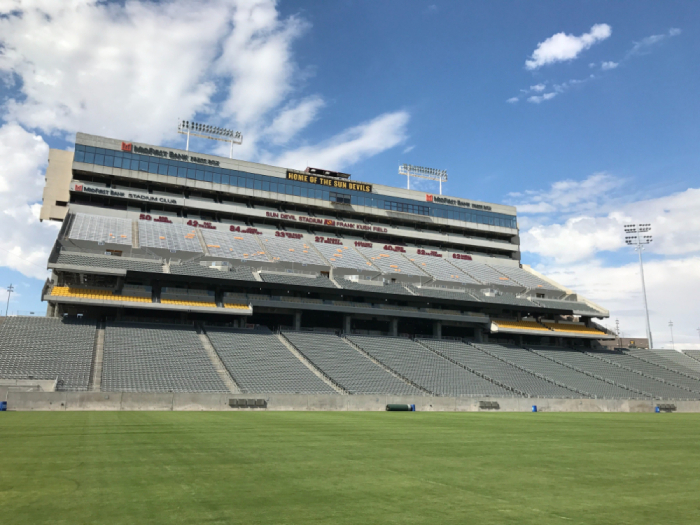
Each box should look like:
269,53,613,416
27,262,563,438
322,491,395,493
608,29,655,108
161,299,216,307
494,319,550,331
223,303,249,309
544,323,605,335
50,287,151,303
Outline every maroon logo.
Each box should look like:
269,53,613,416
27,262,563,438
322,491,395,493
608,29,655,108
426,194,433,202
74,184,83,191
121,142,132,152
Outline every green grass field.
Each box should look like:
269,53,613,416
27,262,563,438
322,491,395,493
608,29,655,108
1,412,699,524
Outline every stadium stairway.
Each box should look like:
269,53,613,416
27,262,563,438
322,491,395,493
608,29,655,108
198,330,240,393
276,333,347,394
342,335,432,394
88,323,105,392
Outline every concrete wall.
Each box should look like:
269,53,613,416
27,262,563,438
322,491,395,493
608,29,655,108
5,392,700,412
40,149,73,222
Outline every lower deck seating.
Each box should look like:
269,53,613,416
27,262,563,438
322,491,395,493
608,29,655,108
101,322,228,393
284,331,420,395
206,328,337,394
0,317,96,391
530,347,699,399
479,344,637,398
347,335,510,396
419,340,579,398
627,349,700,379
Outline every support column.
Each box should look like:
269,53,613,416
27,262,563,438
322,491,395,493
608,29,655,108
517,334,524,347
390,318,398,337
432,320,442,339
294,311,302,331
343,314,352,334
475,328,483,342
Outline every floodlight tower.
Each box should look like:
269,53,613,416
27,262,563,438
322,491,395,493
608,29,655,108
178,120,243,158
399,164,448,194
624,223,654,349
5,283,13,317
669,321,675,351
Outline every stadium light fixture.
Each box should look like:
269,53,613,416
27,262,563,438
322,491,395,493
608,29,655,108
669,320,675,351
177,120,243,158
5,283,13,317
399,164,448,194
624,223,654,349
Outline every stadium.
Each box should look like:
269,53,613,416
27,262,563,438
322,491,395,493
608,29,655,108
2,131,700,411
3,131,700,525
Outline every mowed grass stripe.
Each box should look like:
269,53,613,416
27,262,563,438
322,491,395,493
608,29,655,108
0,412,699,525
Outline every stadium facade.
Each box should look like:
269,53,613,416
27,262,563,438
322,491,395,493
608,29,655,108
40,132,610,342
4,131,700,405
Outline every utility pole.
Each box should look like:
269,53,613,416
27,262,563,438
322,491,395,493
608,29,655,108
5,284,14,317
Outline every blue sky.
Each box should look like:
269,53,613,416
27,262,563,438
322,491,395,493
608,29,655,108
0,1,698,346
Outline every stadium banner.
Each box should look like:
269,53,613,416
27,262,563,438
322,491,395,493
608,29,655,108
265,211,388,233
71,182,184,206
286,171,372,193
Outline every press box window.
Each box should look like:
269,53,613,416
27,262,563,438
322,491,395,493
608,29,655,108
329,192,351,204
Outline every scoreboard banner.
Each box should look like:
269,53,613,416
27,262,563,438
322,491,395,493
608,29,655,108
286,171,372,193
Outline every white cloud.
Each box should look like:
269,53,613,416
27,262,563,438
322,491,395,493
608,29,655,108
530,84,546,92
264,96,325,145
525,24,612,70
0,123,57,280
265,111,409,171
506,97,519,104
601,61,619,70
0,0,411,285
627,27,682,58
516,173,700,347
402,145,415,153
536,258,700,348
527,92,557,104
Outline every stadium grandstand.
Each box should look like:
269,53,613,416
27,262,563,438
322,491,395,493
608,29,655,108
2,131,698,404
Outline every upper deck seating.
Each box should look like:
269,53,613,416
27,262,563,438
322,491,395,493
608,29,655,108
206,328,337,394
260,235,326,266
169,262,257,281
408,254,480,284
347,335,510,396
201,230,269,262
139,222,203,253
314,241,376,271
447,260,523,288
533,298,602,315
478,344,637,398
54,252,164,273
488,264,561,291
260,273,339,288
419,340,579,398
101,322,228,393
0,317,95,391
470,292,538,308
284,331,420,395
629,349,700,378
338,280,414,295
530,347,698,399
353,245,428,277
408,286,479,302
68,213,132,246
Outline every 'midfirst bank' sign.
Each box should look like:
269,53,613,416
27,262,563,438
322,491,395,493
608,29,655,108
426,194,492,211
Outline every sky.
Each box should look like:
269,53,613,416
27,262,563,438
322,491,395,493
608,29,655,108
0,0,698,348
